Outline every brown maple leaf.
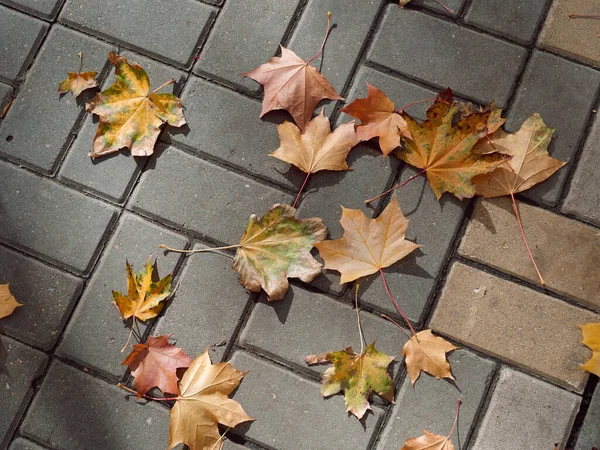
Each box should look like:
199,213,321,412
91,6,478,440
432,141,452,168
58,51,98,98
0,284,22,320
402,329,457,385
402,430,455,450
340,83,410,156
121,335,192,398
459,100,506,146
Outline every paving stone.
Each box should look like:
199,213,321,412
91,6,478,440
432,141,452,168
0,0,61,19
60,0,215,67
430,262,600,392
506,50,600,206
0,26,114,173
0,160,117,275
56,213,188,378
0,82,12,114
464,0,550,44
196,0,301,93
165,76,306,191
0,6,47,82
229,350,383,450
9,437,48,450
460,198,600,311
407,0,465,17
472,367,580,449
129,145,292,245
575,383,600,449
563,110,600,226
539,0,600,68
21,360,170,450
368,6,527,107
154,244,251,362
0,246,83,351
377,349,495,450
240,284,408,379
0,336,48,449
58,51,186,203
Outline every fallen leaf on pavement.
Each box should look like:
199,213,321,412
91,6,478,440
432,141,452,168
459,101,505,145
579,322,600,377
0,284,22,320
58,52,98,98
402,329,457,385
402,430,455,450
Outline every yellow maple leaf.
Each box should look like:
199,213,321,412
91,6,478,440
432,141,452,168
58,52,98,98
580,322,600,377
0,284,22,320
402,329,457,385
402,430,455,450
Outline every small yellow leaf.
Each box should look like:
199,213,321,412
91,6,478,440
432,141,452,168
580,322,600,377
402,430,455,450
0,284,22,320
402,329,457,385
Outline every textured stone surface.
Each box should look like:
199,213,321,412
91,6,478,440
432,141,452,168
0,0,61,19
460,198,600,311
576,384,600,449
0,337,48,449
0,82,12,113
0,26,114,173
506,50,600,206
408,0,466,17
9,437,48,450
430,262,600,392
377,349,495,450
472,367,580,449
130,145,292,245
56,213,188,378
229,351,383,450
60,0,216,67
21,361,170,450
368,6,527,107
0,160,117,275
0,246,83,350
154,244,251,362
196,0,301,92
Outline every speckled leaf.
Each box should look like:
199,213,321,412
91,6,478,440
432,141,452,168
579,323,600,377
0,284,22,320
232,204,327,300
86,52,185,158
305,343,394,419
459,101,506,145
58,51,98,98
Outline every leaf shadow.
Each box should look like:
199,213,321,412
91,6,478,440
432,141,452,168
0,335,7,375
258,290,294,325
470,198,504,235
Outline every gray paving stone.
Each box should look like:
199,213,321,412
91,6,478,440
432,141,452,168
408,0,466,17
58,51,186,203
575,384,600,449
60,0,216,67
507,50,600,206
464,0,550,44
240,284,408,379
0,246,83,351
0,26,114,173
154,244,251,362
229,350,383,450
21,361,170,450
0,0,61,19
196,0,301,93
0,82,12,114
0,160,117,275
472,367,580,449
377,349,495,450
165,76,306,191
9,437,48,450
56,213,188,378
0,336,48,449
129,145,292,245
368,6,527,107
0,5,47,82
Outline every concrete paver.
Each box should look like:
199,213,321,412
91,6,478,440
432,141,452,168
575,384,600,449
0,82,11,113
0,0,60,19
9,437,48,450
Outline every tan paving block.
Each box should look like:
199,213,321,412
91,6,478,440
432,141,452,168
459,197,600,311
430,262,600,392
539,0,600,67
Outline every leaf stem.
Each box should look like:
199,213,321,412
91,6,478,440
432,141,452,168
306,12,333,65
354,284,365,355
150,78,175,95
117,383,178,401
365,168,427,204
448,399,462,439
210,427,231,450
292,172,311,208
379,269,417,337
394,97,437,114
121,326,134,353
77,51,83,74
381,314,413,341
159,244,241,254
510,193,545,285
569,14,600,19
433,0,454,13
484,134,497,152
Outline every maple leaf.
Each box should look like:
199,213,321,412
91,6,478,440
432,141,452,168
168,349,254,450
305,343,394,419
232,204,327,300
340,83,410,156
86,52,185,158
58,52,98,98
0,284,22,320
579,323,600,377
402,329,457,385
314,194,419,284
121,335,192,398
459,101,506,145
269,110,359,173
113,260,172,322
402,430,455,450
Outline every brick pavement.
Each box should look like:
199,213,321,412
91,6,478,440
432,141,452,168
0,1,598,449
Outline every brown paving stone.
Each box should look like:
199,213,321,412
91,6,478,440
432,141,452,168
459,197,600,311
430,262,600,392
539,0,600,68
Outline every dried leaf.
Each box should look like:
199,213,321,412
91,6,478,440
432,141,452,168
113,260,172,322
340,83,410,156
232,204,327,300
314,194,419,283
579,322,600,377
402,329,457,385
0,284,22,320
305,343,394,419
402,430,455,450
86,52,185,158
242,45,343,132
58,72,98,98
121,335,192,398
458,101,505,144
168,349,254,450
399,0,412,5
